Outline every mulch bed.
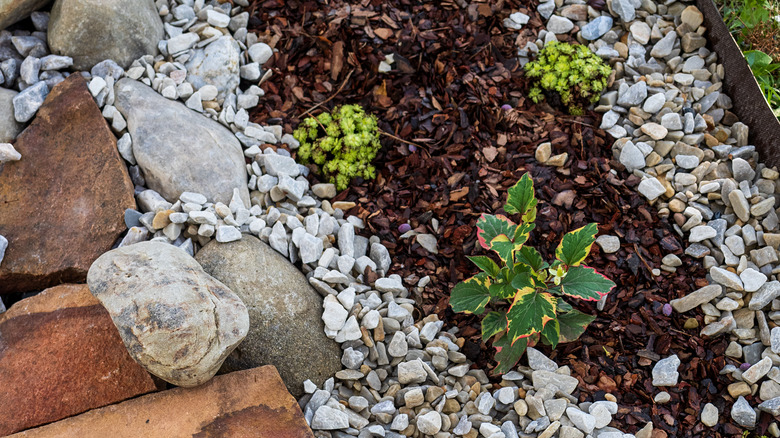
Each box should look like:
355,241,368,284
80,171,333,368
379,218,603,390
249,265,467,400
246,0,754,436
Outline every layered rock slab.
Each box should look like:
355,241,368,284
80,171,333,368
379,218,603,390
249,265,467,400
0,74,135,294
9,366,314,438
88,241,249,387
113,78,249,206
48,0,163,70
196,235,341,398
0,284,159,436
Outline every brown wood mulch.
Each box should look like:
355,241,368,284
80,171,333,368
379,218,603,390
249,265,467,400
246,0,756,436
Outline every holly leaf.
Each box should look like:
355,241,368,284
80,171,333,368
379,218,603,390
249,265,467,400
468,256,500,278
505,173,537,220
556,223,598,266
515,246,547,271
492,334,529,375
558,309,596,343
506,290,558,344
477,214,515,251
450,273,491,315
558,265,615,301
481,311,508,342
540,318,560,348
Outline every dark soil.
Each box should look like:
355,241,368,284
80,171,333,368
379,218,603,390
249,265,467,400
247,0,753,436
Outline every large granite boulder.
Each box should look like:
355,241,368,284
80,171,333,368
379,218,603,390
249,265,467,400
0,88,23,142
87,241,250,387
0,284,159,436
185,35,240,104
0,0,51,30
195,235,341,397
8,367,314,438
113,78,249,206
0,74,135,294
48,0,163,70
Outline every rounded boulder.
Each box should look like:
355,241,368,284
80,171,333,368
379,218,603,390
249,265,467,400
48,0,164,70
195,235,341,397
87,241,249,387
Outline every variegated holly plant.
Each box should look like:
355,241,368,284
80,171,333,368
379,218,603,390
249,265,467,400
450,174,615,374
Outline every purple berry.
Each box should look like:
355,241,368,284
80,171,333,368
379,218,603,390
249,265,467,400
501,104,512,111
662,303,672,316
398,223,412,233
408,145,417,152
740,362,751,371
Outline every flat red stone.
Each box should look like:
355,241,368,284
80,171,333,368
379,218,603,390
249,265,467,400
0,74,135,294
0,284,160,435
9,366,315,438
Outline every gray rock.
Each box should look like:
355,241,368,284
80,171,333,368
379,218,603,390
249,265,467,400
650,31,677,58
538,0,556,19
619,141,645,171
398,359,428,384
0,88,23,142
416,233,438,254
0,0,51,29
185,36,240,103
710,266,744,291
731,396,756,428
416,411,442,435
48,0,164,70
527,347,558,371
566,407,596,434
732,158,755,182
114,79,249,205
701,403,718,427
741,268,767,292
611,0,635,22
195,235,341,397
12,81,49,123
547,15,574,34
743,356,772,384
652,354,680,386
637,177,665,201
595,235,620,253
759,397,780,416
87,241,249,387
0,234,6,268
617,82,648,107
531,370,578,394
311,405,349,430
728,189,750,222
581,16,613,40
670,284,721,313
689,225,716,243
750,282,780,310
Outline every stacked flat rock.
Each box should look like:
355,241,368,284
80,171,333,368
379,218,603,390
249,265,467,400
527,0,780,429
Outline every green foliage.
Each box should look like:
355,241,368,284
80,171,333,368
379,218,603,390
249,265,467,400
293,104,381,191
449,173,615,374
524,41,612,115
716,0,780,118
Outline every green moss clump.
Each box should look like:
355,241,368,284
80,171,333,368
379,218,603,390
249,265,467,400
524,41,612,115
293,104,381,191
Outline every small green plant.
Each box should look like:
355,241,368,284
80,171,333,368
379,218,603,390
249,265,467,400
293,104,381,191
524,41,612,115
449,174,615,374
745,50,780,117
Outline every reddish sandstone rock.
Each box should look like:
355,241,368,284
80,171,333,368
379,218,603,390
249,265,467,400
10,366,314,438
0,284,159,436
0,74,135,294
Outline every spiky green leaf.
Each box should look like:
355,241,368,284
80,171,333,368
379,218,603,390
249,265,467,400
558,309,596,343
450,273,491,315
556,223,598,266
558,265,615,301
505,173,537,218
492,335,529,375
506,290,558,344
482,311,508,342
468,256,500,278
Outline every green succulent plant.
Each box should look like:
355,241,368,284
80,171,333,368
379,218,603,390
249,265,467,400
293,104,381,191
449,174,615,374
524,41,612,115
